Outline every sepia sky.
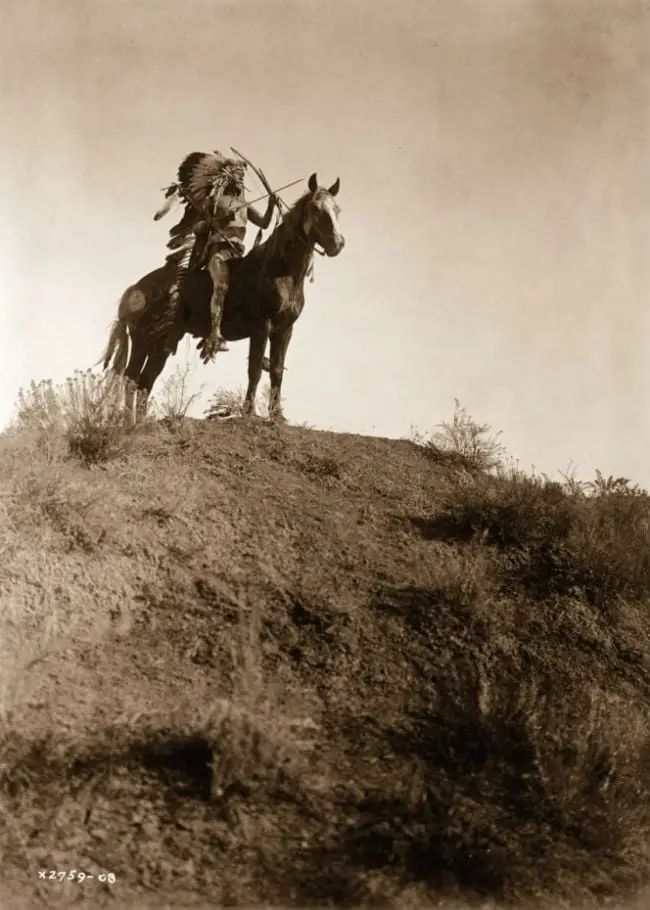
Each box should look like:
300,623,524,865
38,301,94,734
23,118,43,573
1,0,649,484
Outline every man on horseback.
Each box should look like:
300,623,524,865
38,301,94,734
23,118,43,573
155,150,278,362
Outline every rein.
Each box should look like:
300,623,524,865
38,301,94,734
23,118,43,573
291,222,325,284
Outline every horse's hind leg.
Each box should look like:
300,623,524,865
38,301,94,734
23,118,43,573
124,338,147,424
136,346,171,420
243,327,270,417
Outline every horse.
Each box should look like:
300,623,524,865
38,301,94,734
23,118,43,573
100,173,345,422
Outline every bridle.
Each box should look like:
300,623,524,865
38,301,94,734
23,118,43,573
295,194,335,258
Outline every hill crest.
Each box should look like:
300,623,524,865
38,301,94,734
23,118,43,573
1,415,650,909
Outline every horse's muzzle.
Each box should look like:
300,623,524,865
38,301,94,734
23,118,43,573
325,236,345,257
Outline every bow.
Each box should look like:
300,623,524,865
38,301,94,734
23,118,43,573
230,146,287,216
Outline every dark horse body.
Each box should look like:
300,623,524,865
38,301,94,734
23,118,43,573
101,173,344,420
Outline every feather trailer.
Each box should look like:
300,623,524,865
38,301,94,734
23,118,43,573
166,205,200,250
154,184,180,221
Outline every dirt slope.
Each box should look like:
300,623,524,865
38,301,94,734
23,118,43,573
1,417,650,909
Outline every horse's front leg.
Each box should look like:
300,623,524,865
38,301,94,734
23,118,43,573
243,326,270,417
268,326,293,422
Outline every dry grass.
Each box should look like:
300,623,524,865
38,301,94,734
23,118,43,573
1,382,650,908
429,463,650,605
152,346,206,424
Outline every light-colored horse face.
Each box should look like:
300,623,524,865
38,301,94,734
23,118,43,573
303,173,345,257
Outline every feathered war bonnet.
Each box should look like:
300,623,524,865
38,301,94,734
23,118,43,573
154,151,248,221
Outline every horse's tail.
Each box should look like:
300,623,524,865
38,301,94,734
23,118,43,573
98,297,131,375
101,318,130,374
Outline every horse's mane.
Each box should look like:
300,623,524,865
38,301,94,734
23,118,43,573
244,190,314,270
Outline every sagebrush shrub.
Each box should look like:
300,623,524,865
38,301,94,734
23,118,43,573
204,382,272,420
414,400,506,474
14,370,128,465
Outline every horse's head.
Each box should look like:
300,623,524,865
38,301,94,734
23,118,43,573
302,173,345,257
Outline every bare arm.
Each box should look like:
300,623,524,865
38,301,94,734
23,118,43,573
247,196,276,230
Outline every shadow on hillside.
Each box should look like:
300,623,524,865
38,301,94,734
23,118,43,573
133,734,213,801
409,513,476,542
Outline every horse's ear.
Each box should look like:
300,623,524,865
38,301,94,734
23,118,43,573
328,178,340,197
308,173,318,193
